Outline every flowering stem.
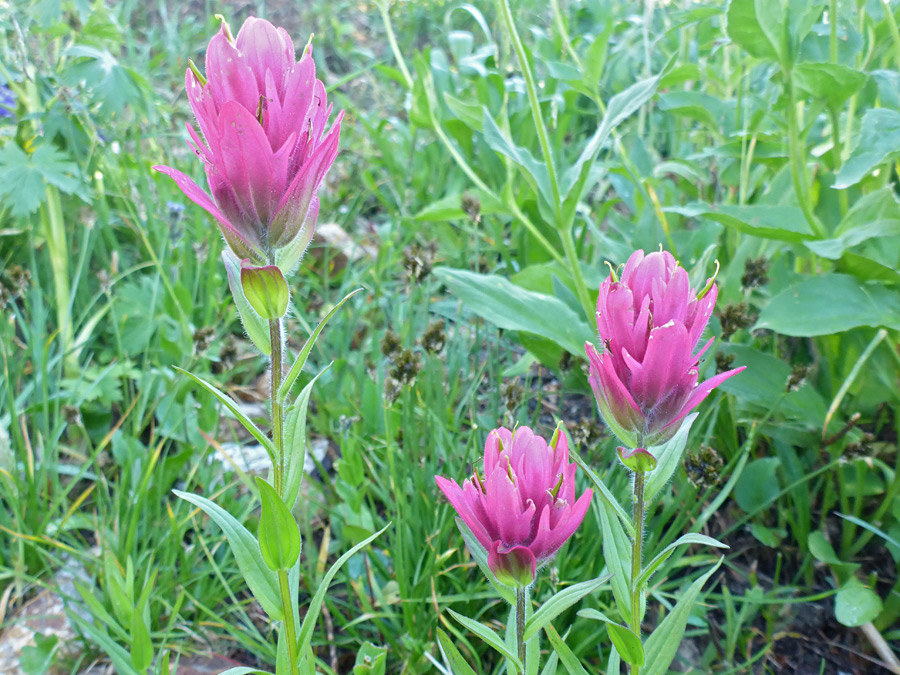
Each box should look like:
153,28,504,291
630,469,646,674
270,318,285,495
516,586,527,673
278,569,300,675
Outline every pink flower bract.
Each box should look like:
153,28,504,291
436,426,592,588
154,17,341,270
585,250,745,448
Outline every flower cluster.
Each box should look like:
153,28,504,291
436,426,592,587
585,250,744,451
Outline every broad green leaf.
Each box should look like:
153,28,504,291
657,91,724,130
665,203,814,242
456,518,516,605
173,490,283,619
433,268,593,356
644,413,697,503
174,367,275,458
755,274,900,336
576,610,644,666
64,45,146,115
793,62,867,108
353,642,387,674
437,628,478,675
297,524,390,661
255,477,301,571
834,109,900,189
835,581,883,627
641,558,724,675
278,288,362,400
543,624,589,675
523,573,612,640
447,609,523,670
222,250,271,355
0,143,86,216
726,0,785,63
20,633,58,675
806,187,900,259
283,363,332,510
636,534,729,590
734,458,782,513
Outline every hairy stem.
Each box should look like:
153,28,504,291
270,318,285,495
516,586,527,673
278,570,300,675
630,470,646,675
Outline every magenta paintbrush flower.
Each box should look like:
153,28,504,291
154,16,342,270
436,426,592,588
585,250,745,449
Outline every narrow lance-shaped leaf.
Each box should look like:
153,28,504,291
523,573,612,640
447,609,523,671
256,477,301,571
283,363,333,510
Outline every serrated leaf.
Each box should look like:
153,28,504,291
641,558,723,675
0,144,85,216
64,45,146,115
448,609,523,670
174,490,283,620
523,574,612,641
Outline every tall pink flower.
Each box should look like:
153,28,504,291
154,17,342,270
585,250,744,449
436,426,592,588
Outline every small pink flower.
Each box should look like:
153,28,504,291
436,426,592,588
154,17,341,270
585,250,745,448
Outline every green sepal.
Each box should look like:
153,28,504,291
255,477,301,571
241,262,290,320
223,250,271,355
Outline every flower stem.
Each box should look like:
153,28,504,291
270,318,285,494
630,469,646,675
278,569,300,675
516,586,527,674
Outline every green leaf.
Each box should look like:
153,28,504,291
665,203,814,242
523,574,612,641
644,413,697,503
64,45,146,115
20,633,59,675
283,363,332,510
447,609,523,671
173,490,283,620
543,623,589,675
835,581,883,627
571,451,633,536
255,477,301,571
437,629,478,675
834,109,900,189
278,288,363,400
726,0,786,64
67,612,140,675
297,524,390,661
222,250,271,355
641,558,724,675
793,62,867,108
433,268,593,356
576,610,644,667
456,518,516,605
755,274,900,336
805,188,900,260
218,669,275,675
0,144,86,216
734,458,782,513
353,642,387,675
561,65,669,202
130,610,153,672
174,367,275,457
482,109,554,208
598,501,634,626
636,534,729,590
657,91,724,130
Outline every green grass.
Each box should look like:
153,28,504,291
1,0,899,673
